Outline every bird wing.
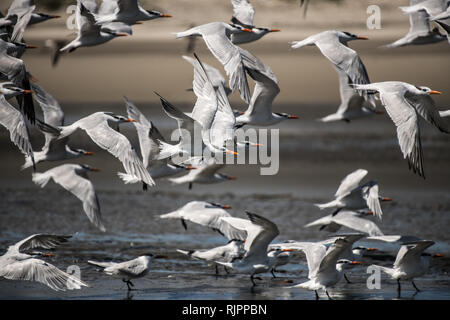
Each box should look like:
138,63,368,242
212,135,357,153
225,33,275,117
7,0,34,17
116,0,140,14
408,8,432,36
334,169,368,198
362,181,383,220
393,240,435,269
0,258,88,291
182,55,227,88
231,0,255,28
77,2,101,36
80,0,99,14
99,0,118,15
318,234,364,274
13,234,71,253
209,83,236,149
405,90,450,133
0,94,33,158
51,165,105,231
332,211,384,236
10,5,34,42
201,24,250,103
31,82,64,126
379,89,425,178
124,96,163,167
335,67,366,114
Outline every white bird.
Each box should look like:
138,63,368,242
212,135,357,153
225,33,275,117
156,54,238,159
354,81,449,179
0,234,89,291
230,0,280,45
94,0,172,26
291,30,375,107
22,82,93,170
32,163,105,232
177,239,245,275
304,210,384,236
235,47,299,127
117,96,194,188
182,55,231,95
285,234,364,299
216,212,290,286
319,68,384,122
386,0,446,48
168,158,237,190
400,0,449,18
371,240,443,295
88,254,154,291
39,111,155,187
175,22,254,104
0,81,31,99
0,0,60,28
0,38,34,123
60,1,128,53
159,201,246,241
267,247,294,278
315,169,391,220
0,92,34,167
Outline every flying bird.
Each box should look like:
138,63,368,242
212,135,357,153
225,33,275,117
32,163,105,232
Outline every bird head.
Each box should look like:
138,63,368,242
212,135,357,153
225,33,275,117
228,23,253,34
338,31,369,43
146,10,172,18
274,112,299,120
80,164,100,172
414,86,442,95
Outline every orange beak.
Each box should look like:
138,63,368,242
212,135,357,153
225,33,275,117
90,168,100,172
381,197,392,202
270,29,281,32
226,150,238,155
51,15,61,19
126,118,137,122
26,44,38,49
357,36,369,40
22,89,33,94
227,176,237,180
252,143,264,147
433,253,444,257
365,211,375,216
221,205,232,209
44,253,54,257
133,21,143,25
429,90,442,95
239,112,245,116
116,33,128,37
282,248,294,252
161,14,172,18
350,261,363,265
85,151,94,156
288,115,299,119
367,248,378,252
242,28,253,32
186,166,196,170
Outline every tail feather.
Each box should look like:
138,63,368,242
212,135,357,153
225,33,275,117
159,211,181,219
117,172,139,185
314,200,339,210
21,155,34,170
375,265,396,278
32,172,51,188
87,260,115,268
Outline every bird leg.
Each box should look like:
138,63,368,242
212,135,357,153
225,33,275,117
271,269,277,278
412,280,421,292
123,279,135,291
397,279,401,297
326,290,333,300
223,266,230,274
215,264,219,276
250,274,262,286
315,290,319,300
181,219,188,230
142,182,148,191
188,182,193,190
344,274,352,284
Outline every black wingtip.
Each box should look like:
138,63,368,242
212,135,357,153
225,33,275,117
142,182,148,191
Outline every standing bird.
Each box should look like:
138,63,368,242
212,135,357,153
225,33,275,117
22,83,93,170
88,254,154,291
354,81,449,179
177,239,245,275
371,240,443,296
94,0,172,26
235,47,299,127
39,111,155,187
0,234,89,291
315,169,391,219
0,92,34,168
230,0,280,45
159,201,246,241
291,30,375,108
0,38,34,123
32,163,105,232
168,158,237,190
285,234,364,299
60,2,128,54
175,22,254,104
386,0,446,48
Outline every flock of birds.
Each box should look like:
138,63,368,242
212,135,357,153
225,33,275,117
0,0,449,300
